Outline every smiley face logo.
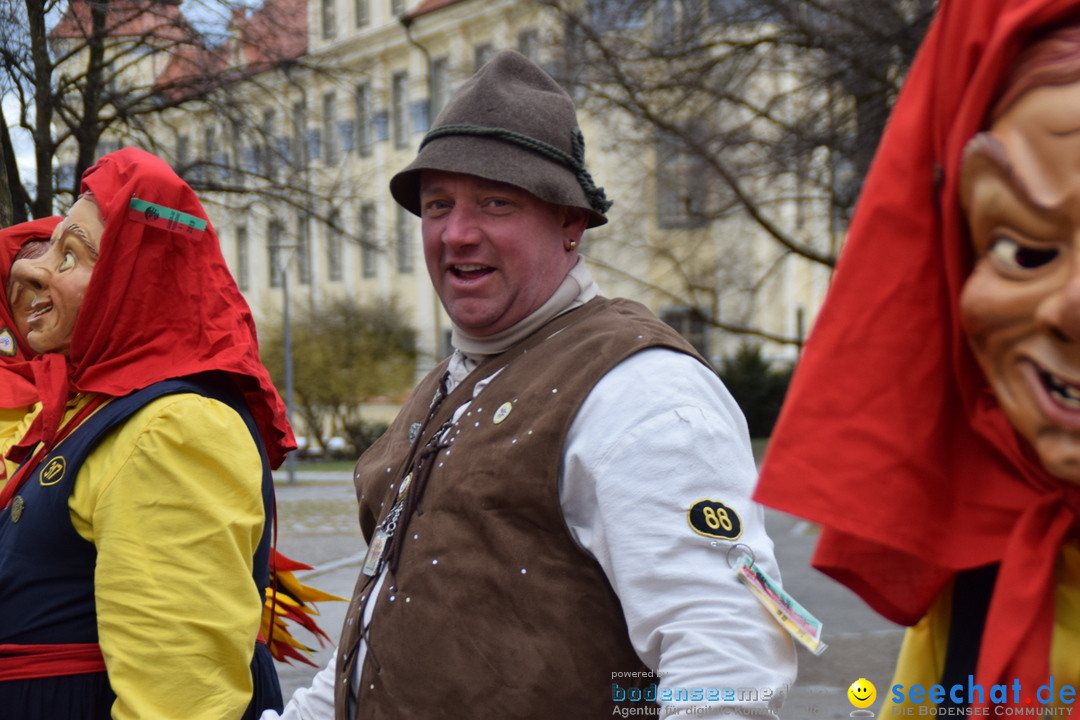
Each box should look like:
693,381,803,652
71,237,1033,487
847,678,876,709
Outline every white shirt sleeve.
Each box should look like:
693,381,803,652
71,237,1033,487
560,347,797,719
260,651,338,720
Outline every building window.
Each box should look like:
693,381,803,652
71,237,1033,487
661,306,708,357
411,99,430,134
296,212,311,285
268,218,284,288
322,92,338,165
474,43,494,71
322,0,335,39
356,0,368,26
392,71,409,149
709,0,774,23
235,225,249,291
587,0,647,31
229,120,244,184
202,124,220,183
97,138,120,157
189,131,205,183
430,56,450,119
653,0,678,42
292,100,307,170
441,329,453,359
652,0,745,43
655,127,709,229
395,204,413,274
328,212,343,281
373,111,389,143
355,83,372,157
255,109,273,178
340,118,355,154
517,29,539,62
360,202,377,278
177,134,190,168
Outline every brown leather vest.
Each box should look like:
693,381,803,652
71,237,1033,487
335,298,705,719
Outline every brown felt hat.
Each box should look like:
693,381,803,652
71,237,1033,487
389,49,611,228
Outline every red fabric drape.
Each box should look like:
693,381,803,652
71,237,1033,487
755,0,1080,700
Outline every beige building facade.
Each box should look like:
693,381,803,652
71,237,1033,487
58,0,835,373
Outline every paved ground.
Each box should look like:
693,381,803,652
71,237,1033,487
270,470,904,718
270,472,365,698
766,510,905,719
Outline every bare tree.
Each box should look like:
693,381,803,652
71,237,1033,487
0,0,374,235
259,296,418,455
539,0,936,349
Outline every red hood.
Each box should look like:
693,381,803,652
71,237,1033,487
20,148,294,467
756,0,1080,693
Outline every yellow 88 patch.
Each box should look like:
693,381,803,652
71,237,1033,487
687,499,742,540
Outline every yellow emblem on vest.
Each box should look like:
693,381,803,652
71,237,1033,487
493,402,513,424
40,457,66,486
0,328,15,357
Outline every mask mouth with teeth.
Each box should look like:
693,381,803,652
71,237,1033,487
1040,367,1080,410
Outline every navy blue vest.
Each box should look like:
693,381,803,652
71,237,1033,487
0,372,279,718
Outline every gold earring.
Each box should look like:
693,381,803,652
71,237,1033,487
567,240,577,252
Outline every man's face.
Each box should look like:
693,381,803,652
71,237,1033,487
419,171,586,336
8,197,103,355
960,80,1080,483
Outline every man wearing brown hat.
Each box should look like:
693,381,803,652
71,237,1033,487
266,50,795,720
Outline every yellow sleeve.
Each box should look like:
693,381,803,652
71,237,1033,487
0,403,39,485
879,586,950,715
68,393,266,720
1051,542,1080,685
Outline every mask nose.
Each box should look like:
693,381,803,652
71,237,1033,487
10,257,48,294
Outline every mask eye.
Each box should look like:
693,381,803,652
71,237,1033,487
989,236,1058,270
58,251,75,272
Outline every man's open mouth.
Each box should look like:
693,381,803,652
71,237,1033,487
451,264,493,280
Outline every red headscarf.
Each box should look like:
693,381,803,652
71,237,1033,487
755,0,1080,699
14,148,294,467
0,217,62,408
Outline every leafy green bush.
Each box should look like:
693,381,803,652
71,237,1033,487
343,419,390,455
261,297,415,451
717,343,793,439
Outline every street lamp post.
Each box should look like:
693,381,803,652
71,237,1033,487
270,243,298,485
